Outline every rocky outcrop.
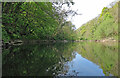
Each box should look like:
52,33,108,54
3,40,23,46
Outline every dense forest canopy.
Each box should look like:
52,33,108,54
2,1,119,43
2,1,77,43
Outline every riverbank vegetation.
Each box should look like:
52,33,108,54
2,1,119,43
2,1,118,76
2,2,77,43
76,1,119,41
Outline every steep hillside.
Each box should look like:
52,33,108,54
76,1,119,40
2,2,77,44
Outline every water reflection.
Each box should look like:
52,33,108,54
2,42,118,76
60,52,105,76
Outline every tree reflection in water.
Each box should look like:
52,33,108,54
2,42,118,76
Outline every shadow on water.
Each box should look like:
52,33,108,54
2,42,118,76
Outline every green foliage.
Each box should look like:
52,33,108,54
76,2,118,40
2,27,10,43
2,2,77,42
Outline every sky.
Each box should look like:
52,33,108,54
63,0,117,29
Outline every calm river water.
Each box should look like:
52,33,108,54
2,42,118,76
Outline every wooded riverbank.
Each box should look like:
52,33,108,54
2,38,119,47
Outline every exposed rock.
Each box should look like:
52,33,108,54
12,40,23,45
3,40,23,46
63,40,68,43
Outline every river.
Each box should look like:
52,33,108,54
2,42,118,76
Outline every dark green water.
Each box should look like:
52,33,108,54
2,42,118,76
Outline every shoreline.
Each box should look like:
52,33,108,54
2,39,119,46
